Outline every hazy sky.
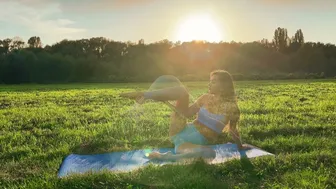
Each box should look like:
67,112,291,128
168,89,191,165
1,0,336,45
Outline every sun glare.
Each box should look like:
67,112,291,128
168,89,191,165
174,14,224,42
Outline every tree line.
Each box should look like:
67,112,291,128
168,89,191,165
0,27,335,84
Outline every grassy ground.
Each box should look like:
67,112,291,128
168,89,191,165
0,80,335,189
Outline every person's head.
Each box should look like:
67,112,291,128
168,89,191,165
208,70,236,101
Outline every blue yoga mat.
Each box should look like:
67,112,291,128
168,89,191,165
58,143,273,178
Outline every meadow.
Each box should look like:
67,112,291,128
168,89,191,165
0,79,335,189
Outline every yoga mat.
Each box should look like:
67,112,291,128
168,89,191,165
58,143,273,178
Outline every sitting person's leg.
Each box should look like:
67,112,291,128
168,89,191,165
173,124,215,161
120,86,188,105
121,82,190,136
149,124,216,161
171,123,208,153
148,143,216,161
159,143,216,161
120,75,187,103
144,86,188,103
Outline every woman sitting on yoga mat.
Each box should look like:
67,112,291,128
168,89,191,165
120,70,248,161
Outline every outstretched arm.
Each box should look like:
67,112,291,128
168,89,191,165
229,120,243,149
228,103,244,149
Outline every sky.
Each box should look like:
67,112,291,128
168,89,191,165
1,0,336,46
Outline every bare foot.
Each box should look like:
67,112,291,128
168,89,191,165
238,144,252,150
120,92,145,104
148,151,173,160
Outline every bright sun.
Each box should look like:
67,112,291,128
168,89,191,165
175,14,224,42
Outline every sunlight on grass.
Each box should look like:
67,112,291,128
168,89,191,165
0,80,335,188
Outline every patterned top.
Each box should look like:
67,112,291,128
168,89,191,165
197,106,225,133
169,93,240,138
196,93,240,132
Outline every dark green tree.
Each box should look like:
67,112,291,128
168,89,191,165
28,36,42,48
273,27,289,53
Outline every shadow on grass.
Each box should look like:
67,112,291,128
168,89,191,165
238,151,262,188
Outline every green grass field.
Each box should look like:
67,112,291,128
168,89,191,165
1,80,336,189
